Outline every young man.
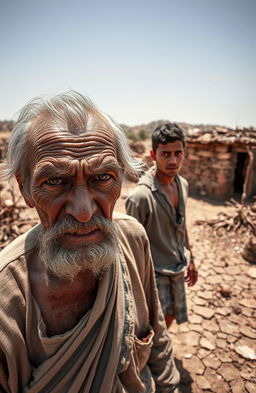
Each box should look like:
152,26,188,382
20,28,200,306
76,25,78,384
0,93,180,392
126,122,198,328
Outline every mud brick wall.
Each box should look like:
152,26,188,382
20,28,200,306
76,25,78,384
181,144,236,199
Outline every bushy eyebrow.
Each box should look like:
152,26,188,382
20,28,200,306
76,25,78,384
34,164,68,182
34,160,122,182
89,161,121,174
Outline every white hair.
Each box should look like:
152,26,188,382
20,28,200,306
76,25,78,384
2,90,143,183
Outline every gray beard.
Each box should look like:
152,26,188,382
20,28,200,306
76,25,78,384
37,216,119,281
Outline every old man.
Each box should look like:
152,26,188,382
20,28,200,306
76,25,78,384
0,91,180,393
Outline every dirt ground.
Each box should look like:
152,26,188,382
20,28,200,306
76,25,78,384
1,178,256,393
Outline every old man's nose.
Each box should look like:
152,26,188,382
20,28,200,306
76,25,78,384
65,185,97,222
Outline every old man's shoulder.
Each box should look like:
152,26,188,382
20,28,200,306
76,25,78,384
113,211,146,233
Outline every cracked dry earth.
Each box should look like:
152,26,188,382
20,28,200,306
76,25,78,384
119,185,256,393
166,199,256,393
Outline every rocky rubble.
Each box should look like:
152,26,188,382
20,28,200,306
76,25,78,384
0,182,38,251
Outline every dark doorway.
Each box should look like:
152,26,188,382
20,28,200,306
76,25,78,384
234,152,248,193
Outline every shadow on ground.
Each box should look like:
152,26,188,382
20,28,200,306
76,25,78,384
175,358,193,393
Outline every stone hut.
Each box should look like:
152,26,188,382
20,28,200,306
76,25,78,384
181,127,256,201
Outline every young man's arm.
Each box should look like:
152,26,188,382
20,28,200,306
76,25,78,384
184,225,198,286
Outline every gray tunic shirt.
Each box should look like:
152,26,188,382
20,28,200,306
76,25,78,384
125,167,189,275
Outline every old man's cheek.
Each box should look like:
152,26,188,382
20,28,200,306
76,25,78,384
114,184,122,200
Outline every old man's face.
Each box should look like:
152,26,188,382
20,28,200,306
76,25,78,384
22,118,122,279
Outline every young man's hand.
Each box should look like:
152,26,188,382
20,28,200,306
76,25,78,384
185,260,198,286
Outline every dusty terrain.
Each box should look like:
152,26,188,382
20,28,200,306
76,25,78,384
1,179,255,393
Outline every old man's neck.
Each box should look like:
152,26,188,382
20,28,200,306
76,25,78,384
27,249,99,336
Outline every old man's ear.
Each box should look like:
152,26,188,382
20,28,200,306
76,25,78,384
15,175,35,208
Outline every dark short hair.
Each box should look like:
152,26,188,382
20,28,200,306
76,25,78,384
152,122,185,152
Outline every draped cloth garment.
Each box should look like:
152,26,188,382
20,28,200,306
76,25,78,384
25,247,134,393
0,213,180,393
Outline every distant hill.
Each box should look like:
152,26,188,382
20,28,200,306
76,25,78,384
120,120,250,142
1,118,255,141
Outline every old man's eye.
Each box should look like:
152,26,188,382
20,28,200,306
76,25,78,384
45,178,63,185
96,174,112,182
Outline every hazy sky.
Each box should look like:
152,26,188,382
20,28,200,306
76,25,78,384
1,0,255,128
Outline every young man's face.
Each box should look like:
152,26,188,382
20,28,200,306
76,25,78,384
150,140,185,178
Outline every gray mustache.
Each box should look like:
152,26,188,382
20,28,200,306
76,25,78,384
44,216,116,240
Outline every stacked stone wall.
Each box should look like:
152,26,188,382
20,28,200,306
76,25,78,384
181,144,236,199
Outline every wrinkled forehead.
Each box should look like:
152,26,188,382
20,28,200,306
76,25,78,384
28,115,117,166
